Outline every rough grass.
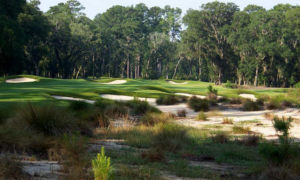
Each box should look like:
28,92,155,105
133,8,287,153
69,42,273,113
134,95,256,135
156,95,180,105
68,100,91,111
196,111,207,121
177,109,187,117
242,100,260,111
7,102,76,137
126,99,161,115
140,112,173,126
222,117,233,124
232,126,251,134
0,155,27,179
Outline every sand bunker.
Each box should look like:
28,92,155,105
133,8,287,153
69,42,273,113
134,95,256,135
239,94,257,101
100,94,157,105
52,96,95,104
167,81,188,85
101,80,127,85
6,78,37,83
175,93,206,99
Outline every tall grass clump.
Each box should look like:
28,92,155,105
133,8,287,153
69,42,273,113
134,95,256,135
242,100,260,111
104,103,128,119
7,102,75,136
232,126,251,134
196,111,207,121
177,109,187,117
152,123,190,153
156,95,179,105
188,96,209,112
92,147,113,180
140,112,173,126
94,99,113,110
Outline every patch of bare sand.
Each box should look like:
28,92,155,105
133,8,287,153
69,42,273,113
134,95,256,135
100,80,127,85
6,78,37,83
239,94,257,101
52,96,95,104
167,81,188,85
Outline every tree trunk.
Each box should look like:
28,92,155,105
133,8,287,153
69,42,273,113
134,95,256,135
92,53,95,79
172,57,184,79
198,56,202,81
75,66,82,79
137,56,140,78
254,66,259,87
218,68,223,85
127,54,130,78
166,59,169,79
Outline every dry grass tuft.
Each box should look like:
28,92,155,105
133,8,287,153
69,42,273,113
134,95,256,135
177,109,187,117
211,132,229,144
222,117,233,124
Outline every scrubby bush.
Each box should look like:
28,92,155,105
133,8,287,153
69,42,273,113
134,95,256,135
242,100,260,111
156,95,180,105
104,103,128,119
238,135,260,146
223,80,234,89
7,102,75,136
217,97,229,103
229,97,244,104
69,100,91,111
0,155,26,179
140,112,173,126
152,123,190,152
187,96,209,112
177,109,187,117
256,95,270,106
141,149,165,162
196,111,207,121
126,99,160,115
92,147,113,180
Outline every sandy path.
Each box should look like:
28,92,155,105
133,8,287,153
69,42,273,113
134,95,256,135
6,78,37,83
100,80,127,85
52,96,95,104
167,81,188,85
239,94,257,101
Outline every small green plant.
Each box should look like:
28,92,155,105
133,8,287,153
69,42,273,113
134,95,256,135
224,80,233,89
196,111,207,121
207,85,218,94
92,147,113,180
207,85,218,100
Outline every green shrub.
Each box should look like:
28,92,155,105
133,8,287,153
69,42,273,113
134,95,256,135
242,100,260,111
223,80,234,89
207,85,218,95
92,147,113,180
140,113,172,126
217,97,229,103
152,123,189,152
156,95,180,105
7,102,75,136
187,96,209,112
126,99,161,115
69,100,91,111
196,111,207,121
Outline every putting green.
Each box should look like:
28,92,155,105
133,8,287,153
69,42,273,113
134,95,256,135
0,75,288,107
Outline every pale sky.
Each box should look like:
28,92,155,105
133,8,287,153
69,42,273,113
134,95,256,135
39,0,299,19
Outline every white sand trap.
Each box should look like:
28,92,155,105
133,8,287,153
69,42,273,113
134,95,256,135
239,94,257,101
167,81,188,85
175,93,206,99
100,94,157,106
6,78,37,83
52,96,95,104
101,80,127,85
175,93,223,100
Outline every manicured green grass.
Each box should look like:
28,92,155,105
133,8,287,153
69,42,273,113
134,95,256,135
0,75,288,107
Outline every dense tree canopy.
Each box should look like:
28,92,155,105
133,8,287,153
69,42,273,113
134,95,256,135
1,0,300,87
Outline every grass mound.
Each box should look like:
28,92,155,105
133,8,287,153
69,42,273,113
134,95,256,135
0,156,26,179
188,96,209,112
68,100,91,111
126,99,161,115
7,102,75,137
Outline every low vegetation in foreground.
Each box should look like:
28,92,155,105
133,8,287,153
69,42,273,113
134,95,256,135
0,94,299,180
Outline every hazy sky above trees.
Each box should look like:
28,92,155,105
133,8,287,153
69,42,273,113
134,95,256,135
39,0,299,19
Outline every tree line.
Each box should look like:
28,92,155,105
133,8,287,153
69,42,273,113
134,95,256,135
1,0,300,87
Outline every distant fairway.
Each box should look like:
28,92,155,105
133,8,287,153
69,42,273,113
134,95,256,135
0,75,288,107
